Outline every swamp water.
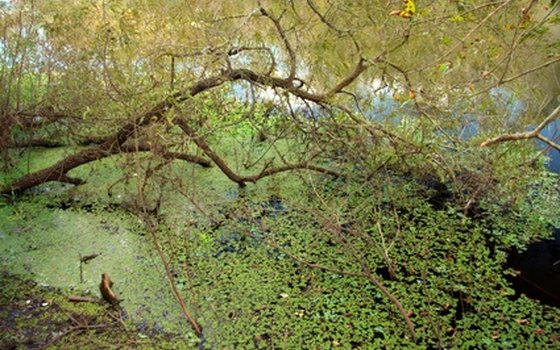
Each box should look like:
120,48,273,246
2,145,560,347
507,229,560,307
0,200,189,335
0,146,300,346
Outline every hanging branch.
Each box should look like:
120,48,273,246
480,103,560,150
138,209,203,337
305,0,361,54
119,143,212,168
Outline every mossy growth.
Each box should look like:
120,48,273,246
0,272,198,349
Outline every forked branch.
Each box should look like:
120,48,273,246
173,116,340,186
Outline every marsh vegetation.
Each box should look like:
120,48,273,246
1,1,560,349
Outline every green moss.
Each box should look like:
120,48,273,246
0,199,190,335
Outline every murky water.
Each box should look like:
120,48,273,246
507,229,560,307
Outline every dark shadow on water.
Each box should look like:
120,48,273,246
506,229,560,307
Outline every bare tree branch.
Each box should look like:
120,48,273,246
260,7,297,81
480,103,560,149
305,0,361,53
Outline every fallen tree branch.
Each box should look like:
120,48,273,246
9,139,65,148
68,295,100,303
5,135,111,149
221,59,368,102
10,110,81,130
3,61,366,195
0,144,210,196
243,162,341,182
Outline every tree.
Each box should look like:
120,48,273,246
2,1,559,191
1,0,559,347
